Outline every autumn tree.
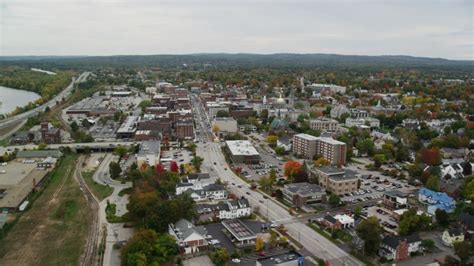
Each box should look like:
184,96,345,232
255,236,265,251
314,157,330,167
169,161,179,173
266,135,278,147
155,163,165,175
284,160,302,182
420,148,441,166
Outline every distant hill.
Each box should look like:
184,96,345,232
1,53,472,72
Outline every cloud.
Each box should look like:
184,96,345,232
0,0,472,59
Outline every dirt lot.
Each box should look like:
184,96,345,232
0,154,93,265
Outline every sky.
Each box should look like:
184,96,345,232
0,0,473,59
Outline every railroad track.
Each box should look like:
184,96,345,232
74,157,100,266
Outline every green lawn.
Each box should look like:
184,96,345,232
82,171,114,201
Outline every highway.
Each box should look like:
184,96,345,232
191,95,362,266
0,72,91,131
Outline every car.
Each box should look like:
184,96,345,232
224,168,228,171
231,258,241,263
238,185,242,188
246,192,251,195
213,162,217,165
263,195,268,199
232,183,235,185
259,200,264,203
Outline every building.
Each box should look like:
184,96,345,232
116,115,139,139
212,117,238,133
382,190,408,210
309,117,339,132
350,109,369,119
277,135,292,152
225,140,260,164
187,184,228,202
136,141,161,169
217,197,251,220
40,122,61,144
221,219,257,246
168,219,208,255
345,117,380,128
314,137,346,165
418,188,456,215
310,166,358,195
321,215,342,230
176,120,194,140
330,104,350,119
256,251,304,266
379,234,422,262
283,182,325,207
10,131,34,145
442,229,464,246
292,133,318,159
176,173,213,195
207,102,229,118
334,214,355,228
458,212,474,233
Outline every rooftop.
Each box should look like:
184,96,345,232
284,182,324,197
294,133,319,141
225,140,259,156
221,219,257,241
138,141,161,155
117,116,139,134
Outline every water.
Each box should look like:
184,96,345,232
0,86,41,114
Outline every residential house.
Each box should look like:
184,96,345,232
418,188,456,215
442,228,464,246
277,135,292,152
176,173,213,195
186,184,228,202
217,197,251,220
379,234,422,261
168,219,208,255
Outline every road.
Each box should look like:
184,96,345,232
0,141,135,154
0,72,91,131
191,94,362,266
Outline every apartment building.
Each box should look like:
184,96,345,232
293,134,346,165
309,117,339,132
310,166,358,195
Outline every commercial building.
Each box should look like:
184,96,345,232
212,117,238,133
345,117,380,128
116,116,139,139
283,182,325,207
221,219,257,247
292,134,346,165
207,102,229,118
176,120,194,140
350,109,369,119
40,122,61,144
309,117,339,132
168,219,208,255
136,141,161,169
225,140,260,164
310,166,358,195
382,190,407,210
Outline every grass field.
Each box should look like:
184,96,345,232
82,170,114,201
0,154,93,265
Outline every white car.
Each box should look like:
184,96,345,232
231,258,241,263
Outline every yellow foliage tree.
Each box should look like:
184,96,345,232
255,236,264,251
314,157,330,167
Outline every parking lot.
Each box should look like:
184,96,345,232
161,148,192,167
362,206,398,234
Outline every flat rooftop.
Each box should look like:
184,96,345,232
0,160,52,209
226,140,259,156
294,133,319,141
284,182,324,197
222,219,256,241
117,116,139,134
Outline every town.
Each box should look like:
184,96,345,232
0,54,472,266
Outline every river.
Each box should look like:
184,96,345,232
0,86,41,115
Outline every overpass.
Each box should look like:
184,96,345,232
0,141,136,154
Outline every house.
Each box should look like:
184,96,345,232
441,163,465,179
186,184,228,202
168,219,208,255
442,228,464,246
176,173,213,195
277,135,292,152
458,212,474,234
282,182,325,207
321,215,342,230
418,187,456,215
217,197,251,220
379,234,422,261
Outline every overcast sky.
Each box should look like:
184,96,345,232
0,0,472,59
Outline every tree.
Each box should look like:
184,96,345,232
395,142,410,162
420,148,441,166
356,139,375,156
461,176,474,201
109,161,122,179
212,125,220,134
255,236,264,251
191,156,204,172
138,100,152,111
216,110,229,117
454,240,474,265
314,157,330,167
328,194,341,207
284,160,302,182
155,163,165,174
210,249,230,266
114,145,128,157
266,135,278,147
421,239,435,251
356,216,382,255
274,146,285,155
260,109,269,124
398,208,431,235
435,209,450,227
70,121,79,132
169,161,179,173
426,176,440,191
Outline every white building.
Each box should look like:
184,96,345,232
168,219,208,255
334,214,354,228
188,184,228,202
330,104,350,119
207,102,229,118
136,141,161,169
345,117,380,128
176,173,214,195
225,140,260,164
218,198,251,219
309,117,339,132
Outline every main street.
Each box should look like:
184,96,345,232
191,95,362,266
0,71,91,131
